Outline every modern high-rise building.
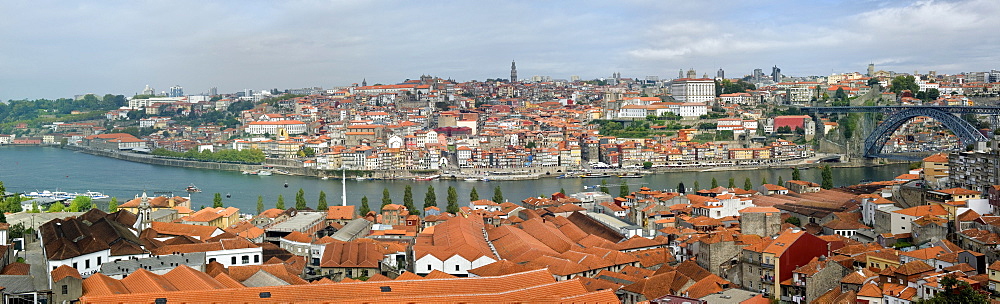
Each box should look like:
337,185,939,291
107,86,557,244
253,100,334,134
208,87,218,96
142,85,155,96
169,85,184,97
510,60,518,83
771,66,782,82
716,68,725,80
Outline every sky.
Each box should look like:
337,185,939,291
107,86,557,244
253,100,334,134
1,0,998,101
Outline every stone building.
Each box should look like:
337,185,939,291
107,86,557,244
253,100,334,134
739,207,782,237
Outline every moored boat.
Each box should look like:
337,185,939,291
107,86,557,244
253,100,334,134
618,173,644,178
186,184,202,193
580,173,612,178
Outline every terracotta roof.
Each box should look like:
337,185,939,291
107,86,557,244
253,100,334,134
468,260,540,277
51,265,81,282
319,240,384,269
282,231,312,243
0,262,30,275
150,221,223,240
326,206,355,220
857,283,883,298
80,269,594,304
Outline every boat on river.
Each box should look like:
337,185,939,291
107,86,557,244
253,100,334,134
618,173,644,178
580,173,612,178
185,184,202,193
257,170,273,176
414,175,440,181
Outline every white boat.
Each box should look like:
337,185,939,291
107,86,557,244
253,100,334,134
83,191,109,199
463,178,480,182
257,170,273,176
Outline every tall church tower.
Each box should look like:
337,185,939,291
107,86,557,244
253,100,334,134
510,60,518,83
136,191,152,231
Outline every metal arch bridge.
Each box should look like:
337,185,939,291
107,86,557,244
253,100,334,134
802,106,999,158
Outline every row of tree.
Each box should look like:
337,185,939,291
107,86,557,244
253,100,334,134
248,185,509,218
152,148,266,164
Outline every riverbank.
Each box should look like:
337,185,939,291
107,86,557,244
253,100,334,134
0,146,914,213
61,145,910,182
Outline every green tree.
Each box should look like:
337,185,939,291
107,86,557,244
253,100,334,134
777,176,784,187
785,216,801,226
792,167,801,181
5,195,22,213
318,191,328,210
760,177,768,187
48,202,64,212
834,87,848,100
381,188,392,207
492,186,504,204
213,193,223,208
745,177,753,190
276,195,285,210
678,182,686,193
711,177,719,189
30,202,39,213
403,185,414,210
359,196,371,216
560,188,566,195
821,165,834,189
447,186,460,214
728,177,735,188
600,179,609,194
694,180,700,190
916,276,989,304
68,196,92,212
620,184,630,198
296,188,307,209
642,161,653,169
890,75,919,94
256,195,264,214
424,185,437,207
108,197,118,212
447,186,458,206
470,187,479,201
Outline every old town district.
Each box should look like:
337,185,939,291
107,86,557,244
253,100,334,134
0,150,998,303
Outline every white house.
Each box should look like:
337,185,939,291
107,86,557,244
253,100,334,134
412,217,497,276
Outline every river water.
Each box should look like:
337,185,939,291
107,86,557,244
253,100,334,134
0,146,911,212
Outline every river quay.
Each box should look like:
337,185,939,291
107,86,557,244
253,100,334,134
0,146,911,213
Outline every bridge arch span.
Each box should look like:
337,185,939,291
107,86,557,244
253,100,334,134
864,107,987,157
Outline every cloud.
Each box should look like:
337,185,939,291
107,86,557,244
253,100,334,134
1,0,1000,100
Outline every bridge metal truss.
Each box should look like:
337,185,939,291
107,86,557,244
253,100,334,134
802,106,995,158
803,106,1000,115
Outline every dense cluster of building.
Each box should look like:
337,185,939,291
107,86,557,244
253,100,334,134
0,146,999,303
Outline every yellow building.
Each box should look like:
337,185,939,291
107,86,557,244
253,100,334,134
180,207,240,229
119,194,190,215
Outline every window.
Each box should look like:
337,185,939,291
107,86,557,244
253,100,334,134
62,285,68,295
73,263,77,269
242,255,249,264
85,260,90,269
209,258,216,263
455,265,460,271
231,257,237,265
254,255,260,263
427,265,432,271
97,257,102,265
